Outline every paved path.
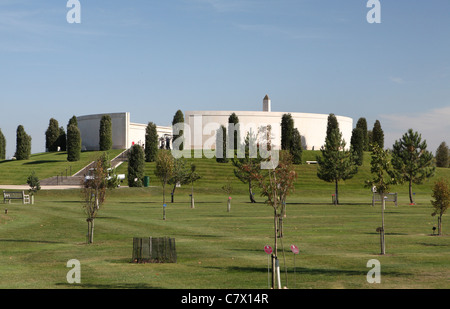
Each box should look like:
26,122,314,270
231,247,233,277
0,185,82,190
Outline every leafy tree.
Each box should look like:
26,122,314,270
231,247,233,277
99,115,112,151
281,113,294,151
356,118,369,151
45,118,60,152
431,178,450,236
316,114,358,205
372,120,384,149
365,143,398,255
251,151,297,288
154,149,174,220
27,171,41,194
15,125,31,160
172,110,184,151
291,128,302,164
232,133,261,203
83,155,108,244
435,141,449,168
350,127,364,166
187,164,201,209
127,144,145,187
216,125,229,163
67,124,81,162
145,122,158,162
391,129,435,204
0,128,6,160
168,157,191,203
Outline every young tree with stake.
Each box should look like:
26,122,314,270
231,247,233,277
366,143,398,255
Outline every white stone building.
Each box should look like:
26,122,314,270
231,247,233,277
76,96,353,152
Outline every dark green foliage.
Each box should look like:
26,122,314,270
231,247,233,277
27,171,41,193
356,118,369,151
172,110,184,151
0,128,6,160
350,127,364,166
281,113,294,151
391,129,435,204
145,122,158,162
67,124,81,162
15,125,31,160
216,125,229,163
57,127,66,151
228,113,240,151
291,128,302,164
316,114,358,205
435,142,449,168
68,115,78,128
45,118,60,152
127,144,145,187
372,120,384,149
99,115,112,151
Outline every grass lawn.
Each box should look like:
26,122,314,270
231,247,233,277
0,151,449,289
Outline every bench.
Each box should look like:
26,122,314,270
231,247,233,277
306,161,318,164
3,191,31,204
372,192,397,207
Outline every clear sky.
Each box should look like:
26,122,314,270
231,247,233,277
1,0,449,158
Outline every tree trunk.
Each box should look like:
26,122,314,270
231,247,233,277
90,219,95,244
335,179,339,205
191,185,195,209
381,193,385,255
438,215,442,236
249,181,256,203
409,179,414,204
272,208,278,289
171,184,176,203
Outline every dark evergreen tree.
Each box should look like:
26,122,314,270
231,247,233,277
391,129,435,204
15,125,31,160
435,142,449,168
281,113,294,151
99,115,112,151
45,118,60,152
145,122,158,162
172,110,184,151
67,124,81,162
127,144,145,187
0,128,5,160
316,114,358,205
372,120,384,149
57,126,66,151
228,112,240,152
356,118,369,151
291,128,303,164
68,115,78,129
216,125,229,163
350,127,364,166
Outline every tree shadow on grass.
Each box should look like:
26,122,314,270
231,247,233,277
23,160,63,165
0,238,64,244
55,282,160,289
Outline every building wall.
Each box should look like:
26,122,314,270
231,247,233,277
184,111,353,151
77,112,129,151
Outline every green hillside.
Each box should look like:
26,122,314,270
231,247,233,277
0,149,124,185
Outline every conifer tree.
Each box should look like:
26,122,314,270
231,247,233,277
15,125,31,160
99,115,112,151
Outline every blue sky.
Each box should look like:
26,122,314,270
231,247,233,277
1,0,449,158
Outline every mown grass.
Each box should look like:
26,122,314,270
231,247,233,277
0,151,449,289
0,149,124,185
